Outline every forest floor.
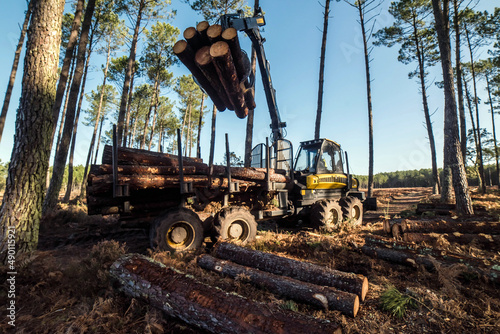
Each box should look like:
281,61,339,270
1,187,499,333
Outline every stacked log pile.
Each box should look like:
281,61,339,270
87,145,290,216
383,218,500,252
357,233,500,285
196,242,369,317
110,254,342,334
174,21,255,119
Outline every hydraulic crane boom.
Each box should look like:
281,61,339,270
220,12,286,142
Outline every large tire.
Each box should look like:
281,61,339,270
150,208,204,252
310,200,342,232
340,196,363,226
213,207,257,245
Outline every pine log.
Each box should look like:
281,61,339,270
214,242,369,301
196,21,210,45
210,41,248,119
90,164,197,176
102,145,207,169
383,218,403,235
195,46,234,110
173,40,226,111
244,86,256,110
401,219,500,235
206,24,222,43
391,223,402,240
89,174,258,194
359,245,500,284
416,203,487,215
110,254,342,334
198,255,359,317
222,27,249,81
183,27,205,51
363,234,420,251
403,232,500,250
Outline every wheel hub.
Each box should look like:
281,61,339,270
170,226,188,244
228,223,243,239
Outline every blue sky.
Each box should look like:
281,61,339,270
0,0,497,175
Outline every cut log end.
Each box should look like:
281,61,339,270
353,295,360,317
222,27,238,40
210,41,230,58
235,107,249,119
391,224,402,239
361,277,368,302
173,40,188,55
196,21,209,32
383,220,391,235
195,46,212,66
183,27,197,39
207,24,222,40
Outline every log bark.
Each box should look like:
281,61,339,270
90,164,197,176
89,174,257,194
214,242,369,301
110,254,342,334
198,255,359,317
222,27,250,81
102,145,206,167
173,40,226,111
401,219,500,235
403,232,500,250
210,41,248,119
183,27,206,51
195,46,234,109
359,245,500,284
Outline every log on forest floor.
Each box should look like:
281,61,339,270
197,255,360,317
358,244,500,285
403,232,500,251
400,219,500,235
109,254,342,334
214,242,369,301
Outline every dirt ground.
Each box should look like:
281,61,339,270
1,187,499,334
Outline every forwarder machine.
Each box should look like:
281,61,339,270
115,10,377,252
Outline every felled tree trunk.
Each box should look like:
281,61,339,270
403,232,500,250
215,242,368,301
401,219,500,235
102,145,205,167
110,254,342,334
198,255,359,317
359,245,500,284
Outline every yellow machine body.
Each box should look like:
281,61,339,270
306,173,349,190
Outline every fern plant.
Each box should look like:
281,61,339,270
380,286,417,318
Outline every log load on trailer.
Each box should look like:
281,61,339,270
86,9,377,252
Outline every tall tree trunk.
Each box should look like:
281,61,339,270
141,81,158,150
50,0,84,141
79,44,112,199
357,1,375,198
123,66,136,147
315,0,331,140
158,126,163,152
412,13,440,194
486,74,499,186
453,0,467,163
43,0,96,213
117,0,145,145
148,92,160,151
94,116,105,164
0,1,32,144
55,53,76,155
465,28,486,193
431,0,473,214
196,94,205,159
209,104,217,170
131,115,138,148
63,47,91,203
0,0,65,260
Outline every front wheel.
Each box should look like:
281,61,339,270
213,207,257,245
150,208,204,252
340,196,363,226
310,200,343,232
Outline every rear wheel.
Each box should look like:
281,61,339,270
340,196,363,226
310,200,342,232
213,207,257,245
150,208,204,252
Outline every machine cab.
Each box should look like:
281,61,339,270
294,139,344,175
